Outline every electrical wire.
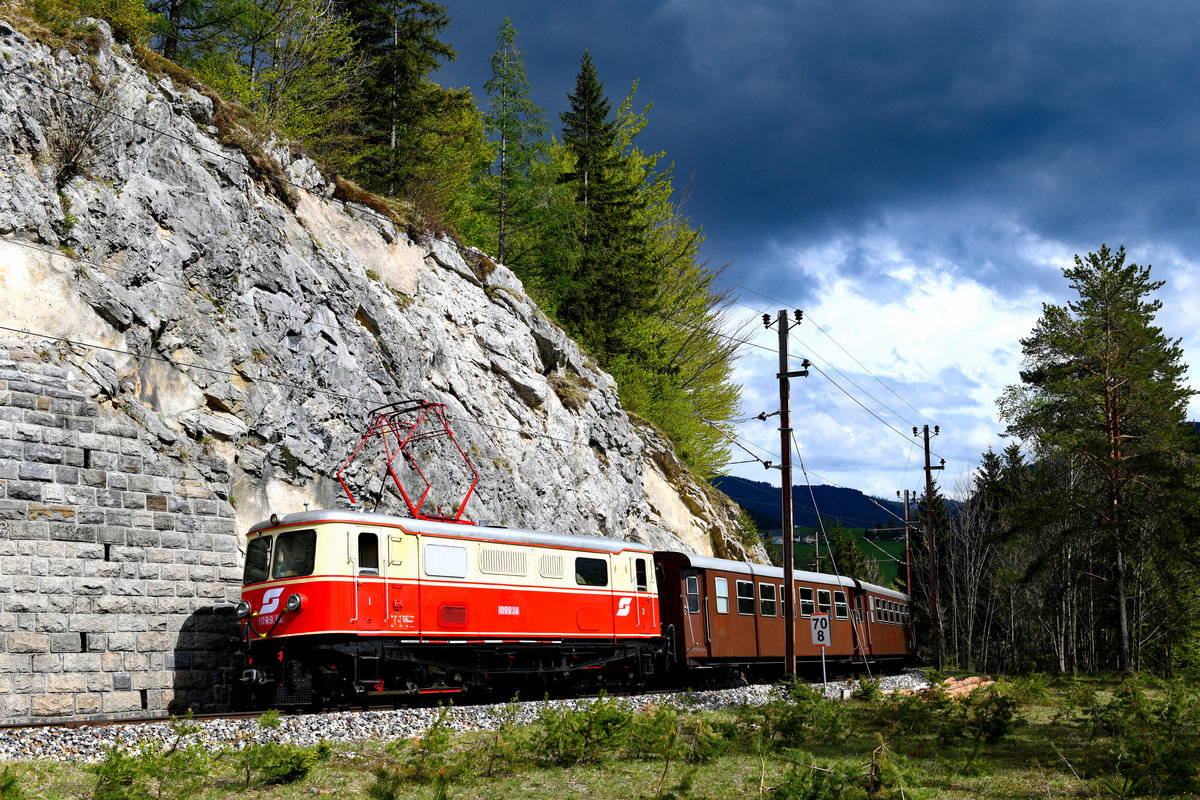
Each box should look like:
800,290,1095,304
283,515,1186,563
790,329,949,464
792,429,873,679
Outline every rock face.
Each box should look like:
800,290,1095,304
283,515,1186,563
0,19,761,721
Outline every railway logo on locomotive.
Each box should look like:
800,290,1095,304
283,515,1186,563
259,587,286,615
616,597,633,616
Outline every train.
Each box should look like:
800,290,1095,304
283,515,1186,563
235,509,915,708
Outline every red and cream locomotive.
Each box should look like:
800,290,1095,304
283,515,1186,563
236,402,913,707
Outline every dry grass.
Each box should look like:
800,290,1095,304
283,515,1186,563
332,174,406,226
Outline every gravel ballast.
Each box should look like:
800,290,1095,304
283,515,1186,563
0,672,931,763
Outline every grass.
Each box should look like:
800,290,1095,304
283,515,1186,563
3,674,1199,799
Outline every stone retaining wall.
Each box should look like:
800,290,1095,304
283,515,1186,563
0,343,242,723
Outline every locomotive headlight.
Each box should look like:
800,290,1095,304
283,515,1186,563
235,600,252,619
286,593,303,613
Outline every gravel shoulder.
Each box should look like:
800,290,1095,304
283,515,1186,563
0,671,930,763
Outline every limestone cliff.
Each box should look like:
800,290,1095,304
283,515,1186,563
0,18,758,562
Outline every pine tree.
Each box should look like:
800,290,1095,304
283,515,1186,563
999,244,1195,670
482,18,545,265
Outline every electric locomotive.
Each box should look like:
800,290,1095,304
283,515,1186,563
237,510,665,707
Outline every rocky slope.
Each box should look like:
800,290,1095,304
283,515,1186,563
0,16,757,561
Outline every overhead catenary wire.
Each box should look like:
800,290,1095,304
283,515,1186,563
728,279,934,428
786,326,949,465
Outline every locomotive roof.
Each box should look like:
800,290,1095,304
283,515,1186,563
247,509,656,555
662,552,908,601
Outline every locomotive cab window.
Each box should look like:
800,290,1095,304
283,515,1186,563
799,587,815,617
635,558,648,591
714,577,729,614
834,590,849,620
358,532,379,575
575,557,608,587
736,580,755,615
759,583,777,617
243,536,271,585
817,589,832,616
685,575,700,613
272,529,317,579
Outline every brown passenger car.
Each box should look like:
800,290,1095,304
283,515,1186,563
655,552,912,679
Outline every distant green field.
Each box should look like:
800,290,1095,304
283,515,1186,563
770,527,909,588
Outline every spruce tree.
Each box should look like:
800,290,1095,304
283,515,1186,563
555,51,650,356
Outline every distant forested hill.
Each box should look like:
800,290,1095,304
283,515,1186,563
713,476,905,531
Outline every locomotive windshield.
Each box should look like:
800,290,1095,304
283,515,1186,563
243,536,271,585
272,529,317,579
242,529,318,585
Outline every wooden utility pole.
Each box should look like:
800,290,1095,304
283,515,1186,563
764,310,808,677
916,425,944,671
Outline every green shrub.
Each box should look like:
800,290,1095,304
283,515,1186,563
627,707,725,766
997,672,1049,705
733,681,848,753
852,677,882,703
534,694,633,766
0,767,27,800
1095,675,1200,795
90,745,147,800
90,717,211,800
387,705,460,783
252,741,317,785
477,698,534,778
772,751,865,800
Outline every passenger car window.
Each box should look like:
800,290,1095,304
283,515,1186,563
271,529,317,579
714,577,729,614
685,575,700,613
799,587,815,617
759,583,777,617
834,590,849,620
817,589,832,616
736,580,755,615
243,536,271,585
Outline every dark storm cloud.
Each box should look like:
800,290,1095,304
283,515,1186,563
438,0,1200,297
